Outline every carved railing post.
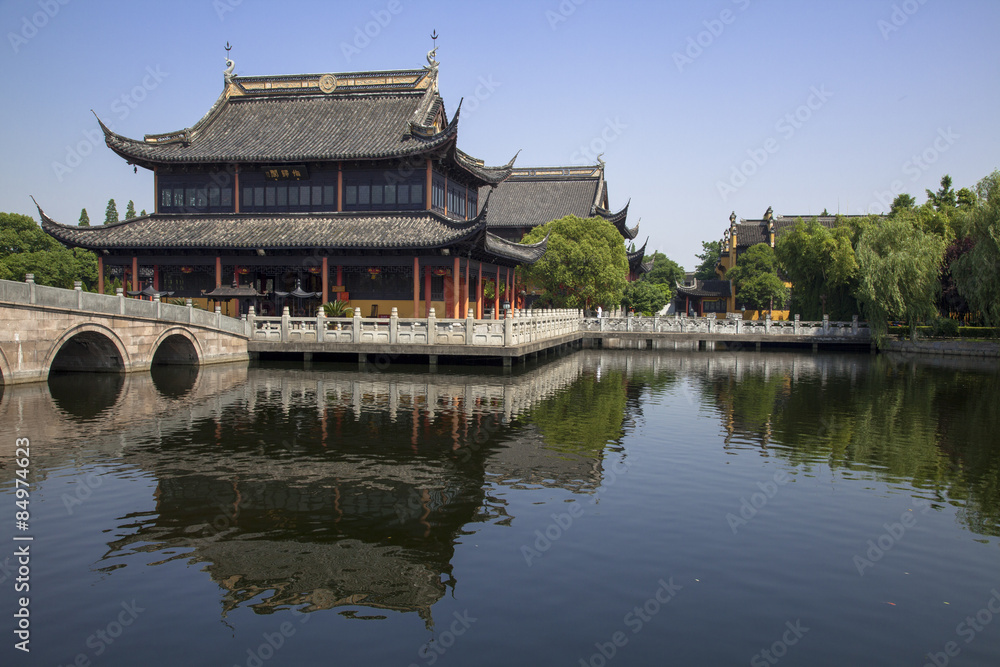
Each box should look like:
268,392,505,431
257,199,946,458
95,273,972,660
215,305,222,330
117,287,125,314
153,293,161,319
391,307,400,344
282,305,292,343
352,307,361,342
465,307,474,345
316,308,325,343
247,306,256,338
504,308,513,346
823,314,830,335
794,314,800,335
426,308,436,345
852,314,858,336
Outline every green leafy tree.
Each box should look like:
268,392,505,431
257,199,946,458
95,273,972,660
640,251,684,302
78,208,90,227
725,243,787,312
889,194,916,217
140,209,147,217
952,170,1000,327
621,280,669,315
104,199,118,225
520,215,628,309
957,188,977,211
855,217,947,343
775,218,861,319
0,212,97,289
125,200,137,220
926,174,957,211
693,240,722,280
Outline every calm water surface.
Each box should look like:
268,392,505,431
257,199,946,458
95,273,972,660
1,350,999,666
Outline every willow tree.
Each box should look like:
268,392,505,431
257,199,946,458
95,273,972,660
519,215,627,309
855,217,946,343
775,218,860,319
952,170,1000,326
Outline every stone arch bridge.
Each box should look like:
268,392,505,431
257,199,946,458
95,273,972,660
0,277,248,386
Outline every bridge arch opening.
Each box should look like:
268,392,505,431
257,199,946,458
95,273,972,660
151,334,200,366
49,331,126,375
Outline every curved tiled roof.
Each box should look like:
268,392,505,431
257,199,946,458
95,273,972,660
99,93,459,165
482,174,600,228
37,196,546,266
39,207,490,252
97,67,512,187
483,231,549,265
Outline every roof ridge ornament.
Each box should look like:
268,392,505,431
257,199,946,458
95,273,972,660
224,42,235,83
425,30,439,92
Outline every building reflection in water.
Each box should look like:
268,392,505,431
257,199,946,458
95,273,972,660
1,350,996,625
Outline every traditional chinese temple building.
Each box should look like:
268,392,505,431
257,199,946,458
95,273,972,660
711,208,875,316
38,52,553,319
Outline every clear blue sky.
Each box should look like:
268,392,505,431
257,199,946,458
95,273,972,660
2,0,998,269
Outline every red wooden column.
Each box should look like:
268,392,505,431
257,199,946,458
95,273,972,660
153,265,159,290
215,256,222,288
233,165,240,213
412,257,420,318
132,257,139,293
452,256,460,319
424,266,432,317
476,262,483,319
494,266,500,319
321,257,329,305
425,160,432,211
506,269,512,308
97,257,104,294
337,162,343,212
463,258,470,317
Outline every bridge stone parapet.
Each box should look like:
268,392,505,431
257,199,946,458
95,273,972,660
0,276,249,386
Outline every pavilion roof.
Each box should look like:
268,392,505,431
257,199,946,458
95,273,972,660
480,165,636,238
97,65,513,185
